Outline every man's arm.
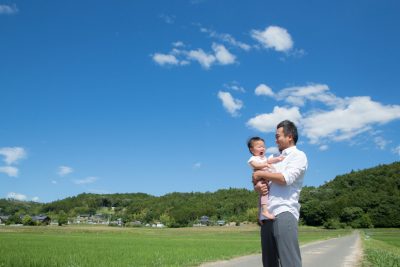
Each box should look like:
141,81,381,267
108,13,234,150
253,151,307,186
252,170,286,186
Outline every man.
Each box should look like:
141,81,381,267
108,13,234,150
253,120,308,267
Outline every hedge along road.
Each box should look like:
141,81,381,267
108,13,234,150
200,231,362,267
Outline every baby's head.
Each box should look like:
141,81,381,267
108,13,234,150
247,137,266,156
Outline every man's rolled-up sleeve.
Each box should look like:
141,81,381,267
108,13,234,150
281,154,307,185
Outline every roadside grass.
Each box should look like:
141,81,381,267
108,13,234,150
361,228,400,267
0,225,351,267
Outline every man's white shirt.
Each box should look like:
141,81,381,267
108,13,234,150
259,146,308,221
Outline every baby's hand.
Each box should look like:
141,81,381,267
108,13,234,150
268,156,285,164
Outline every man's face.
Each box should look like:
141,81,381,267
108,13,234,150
275,127,292,151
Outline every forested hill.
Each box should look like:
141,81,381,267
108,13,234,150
1,162,399,228
40,189,258,227
1,189,259,227
300,161,400,228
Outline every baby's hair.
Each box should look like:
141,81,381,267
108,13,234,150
247,136,264,154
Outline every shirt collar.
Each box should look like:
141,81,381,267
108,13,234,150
281,146,296,156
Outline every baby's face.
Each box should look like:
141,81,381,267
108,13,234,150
250,140,266,156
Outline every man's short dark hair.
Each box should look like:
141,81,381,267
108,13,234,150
247,136,264,154
277,120,298,144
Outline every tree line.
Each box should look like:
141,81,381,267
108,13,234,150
300,161,400,228
1,161,399,228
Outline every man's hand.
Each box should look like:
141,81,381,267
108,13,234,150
254,181,268,196
252,170,265,185
253,169,287,186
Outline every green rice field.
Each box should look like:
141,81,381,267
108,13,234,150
362,228,400,267
0,225,351,267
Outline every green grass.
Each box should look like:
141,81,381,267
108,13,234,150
361,228,400,267
0,225,351,267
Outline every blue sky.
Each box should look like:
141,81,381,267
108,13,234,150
1,1,399,203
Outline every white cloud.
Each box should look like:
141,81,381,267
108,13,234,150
227,80,400,147
152,53,180,66
32,196,40,202
218,91,243,117
393,146,400,156
7,192,27,201
302,96,400,144
159,14,175,24
0,147,26,165
171,48,183,56
0,166,19,177
187,49,216,69
186,44,236,68
179,60,190,66
290,48,306,58
266,146,279,155
247,106,302,133
259,84,400,145
374,136,388,150
58,166,73,176
154,26,298,69
224,81,246,93
74,176,98,185
154,42,237,69
255,84,274,97
319,145,329,151
276,84,343,107
0,4,18,15
212,43,236,65
200,27,251,51
251,26,293,52
172,41,185,48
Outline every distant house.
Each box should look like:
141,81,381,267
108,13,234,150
151,222,165,228
217,220,226,226
76,214,90,224
91,214,107,224
32,215,51,225
108,218,123,227
73,214,109,225
78,214,90,219
0,215,9,224
200,216,210,226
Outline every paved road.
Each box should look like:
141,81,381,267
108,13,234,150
200,232,361,267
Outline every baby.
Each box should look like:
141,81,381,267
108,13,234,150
247,137,284,220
